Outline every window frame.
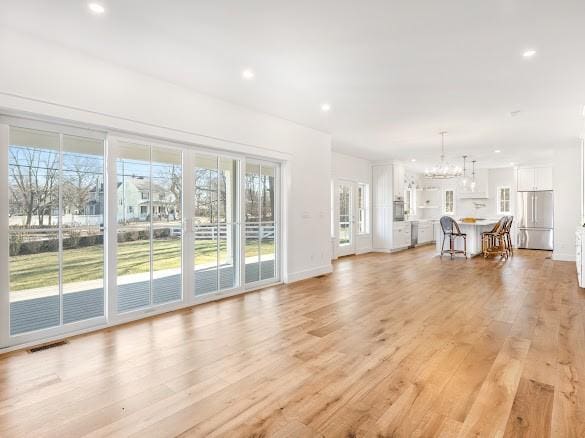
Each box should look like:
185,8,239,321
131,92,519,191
497,186,512,215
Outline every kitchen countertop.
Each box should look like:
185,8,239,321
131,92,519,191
455,220,498,227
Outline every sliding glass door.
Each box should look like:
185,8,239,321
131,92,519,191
1,120,281,347
8,127,105,336
116,142,182,313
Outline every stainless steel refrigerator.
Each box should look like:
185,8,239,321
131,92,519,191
517,190,554,250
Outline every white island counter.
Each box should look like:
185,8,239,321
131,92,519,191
435,220,498,257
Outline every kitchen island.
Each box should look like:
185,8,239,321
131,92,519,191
435,219,498,257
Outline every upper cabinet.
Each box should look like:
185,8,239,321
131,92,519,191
517,167,553,191
535,167,553,191
393,163,405,200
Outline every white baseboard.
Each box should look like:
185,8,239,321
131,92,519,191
285,264,333,283
356,247,373,255
553,252,576,262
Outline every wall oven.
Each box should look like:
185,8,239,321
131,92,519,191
393,200,405,221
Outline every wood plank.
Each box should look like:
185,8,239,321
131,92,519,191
503,378,554,438
0,247,581,437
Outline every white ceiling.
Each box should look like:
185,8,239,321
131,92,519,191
2,0,585,168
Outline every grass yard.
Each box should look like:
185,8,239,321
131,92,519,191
10,238,275,292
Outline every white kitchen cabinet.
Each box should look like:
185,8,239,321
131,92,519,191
517,168,535,191
372,164,393,251
535,167,553,191
393,164,405,200
517,167,553,191
392,222,411,249
417,221,434,244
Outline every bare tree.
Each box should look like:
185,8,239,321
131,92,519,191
9,146,58,227
62,156,98,216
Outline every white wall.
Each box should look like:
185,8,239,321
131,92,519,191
553,144,581,261
331,152,372,255
457,168,516,219
0,29,333,282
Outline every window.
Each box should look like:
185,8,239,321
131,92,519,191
357,183,369,234
497,186,511,214
443,190,455,215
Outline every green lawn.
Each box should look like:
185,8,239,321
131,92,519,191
10,238,275,292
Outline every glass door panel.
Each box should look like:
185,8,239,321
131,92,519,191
116,143,183,312
116,143,152,312
151,147,182,304
245,162,278,285
194,155,219,296
337,181,355,256
62,135,105,324
219,158,237,289
193,155,239,295
8,127,105,336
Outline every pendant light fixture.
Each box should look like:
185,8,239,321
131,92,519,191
459,155,469,189
424,131,462,179
470,160,477,191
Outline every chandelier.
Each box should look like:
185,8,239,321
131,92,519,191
424,131,462,179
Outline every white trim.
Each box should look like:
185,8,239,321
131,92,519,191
285,264,333,283
0,124,9,346
0,99,293,163
553,252,576,262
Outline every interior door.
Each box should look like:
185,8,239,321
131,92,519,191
337,181,356,257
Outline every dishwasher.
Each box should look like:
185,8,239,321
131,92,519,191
410,221,418,248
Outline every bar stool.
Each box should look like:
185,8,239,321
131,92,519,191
503,216,514,257
440,216,467,259
482,216,508,259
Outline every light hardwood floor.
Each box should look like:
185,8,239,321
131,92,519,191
0,246,584,437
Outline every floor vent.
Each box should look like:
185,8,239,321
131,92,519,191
28,340,68,353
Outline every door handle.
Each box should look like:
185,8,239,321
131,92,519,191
534,196,538,223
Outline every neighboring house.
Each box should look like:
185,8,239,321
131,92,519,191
117,176,179,223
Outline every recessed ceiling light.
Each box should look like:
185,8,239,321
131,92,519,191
241,69,255,80
88,2,105,14
510,162,515,166
523,49,536,58
494,149,501,153
321,103,331,112
411,158,416,162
